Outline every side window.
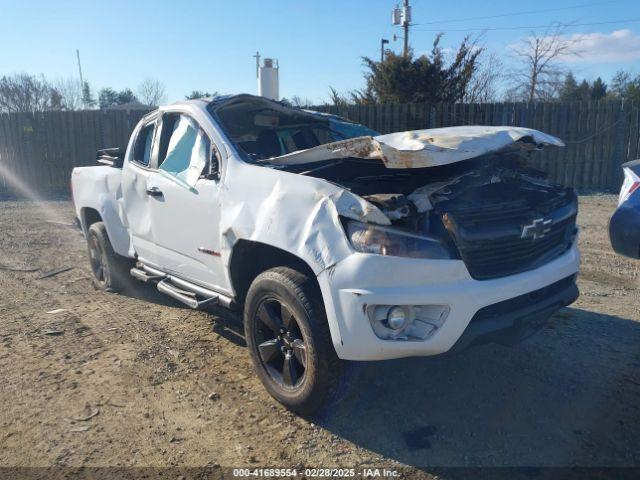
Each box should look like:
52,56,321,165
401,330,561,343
158,114,211,186
132,123,155,166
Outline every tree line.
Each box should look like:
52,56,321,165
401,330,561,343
327,28,640,107
0,75,222,114
2,27,639,114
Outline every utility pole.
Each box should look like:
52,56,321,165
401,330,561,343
253,51,261,79
380,38,389,62
402,0,410,58
76,49,84,87
392,1,411,58
76,49,84,108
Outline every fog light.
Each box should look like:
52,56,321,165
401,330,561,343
387,306,408,330
367,304,449,341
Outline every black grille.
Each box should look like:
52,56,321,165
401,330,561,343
439,192,577,280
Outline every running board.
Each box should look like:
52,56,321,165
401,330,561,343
157,279,219,309
130,267,165,283
131,263,234,309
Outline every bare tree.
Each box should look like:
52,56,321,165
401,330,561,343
52,78,83,110
464,53,504,103
138,78,166,106
509,26,579,102
0,73,52,113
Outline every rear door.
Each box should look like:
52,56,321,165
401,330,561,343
121,115,159,265
145,112,228,293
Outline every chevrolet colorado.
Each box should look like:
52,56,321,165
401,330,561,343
71,94,580,414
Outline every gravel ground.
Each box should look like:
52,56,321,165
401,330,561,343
0,194,639,473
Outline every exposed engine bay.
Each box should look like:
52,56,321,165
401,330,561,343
294,152,578,280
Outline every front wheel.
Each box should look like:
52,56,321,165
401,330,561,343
244,266,342,415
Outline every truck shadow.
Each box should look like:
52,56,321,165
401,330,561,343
120,281,247,347
317,307,640,469
120,282,190,309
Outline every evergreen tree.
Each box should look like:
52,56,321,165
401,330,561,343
627,78,640,103
185,90,216,100
98,88,119,108
575,80,590,101
590,77,607,100
50,88,63,110
116,88,138,104
98,87,139,108
559,73,580,101
357,35,482,104
82,81,96,108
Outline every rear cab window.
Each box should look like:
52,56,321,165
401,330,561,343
132,123,155,167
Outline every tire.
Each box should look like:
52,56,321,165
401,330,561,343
86,222,134,292
244,266,342,415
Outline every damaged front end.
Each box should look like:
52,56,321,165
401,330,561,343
209,95,576,281
290,148,578,281
339,155,578,280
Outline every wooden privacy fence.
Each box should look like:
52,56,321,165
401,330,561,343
0,101,639,195
315,101,640,192
0,108,152,195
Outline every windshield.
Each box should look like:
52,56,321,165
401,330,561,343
208,95,379,162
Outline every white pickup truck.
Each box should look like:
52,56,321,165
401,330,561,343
71,94,580,414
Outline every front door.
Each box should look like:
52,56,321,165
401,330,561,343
146,112,227,293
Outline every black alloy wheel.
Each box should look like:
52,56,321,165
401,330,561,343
86,221,134,292
244,266,343,415
88,229,109,287
254,298,307,388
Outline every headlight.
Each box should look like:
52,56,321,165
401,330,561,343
346,220,451,259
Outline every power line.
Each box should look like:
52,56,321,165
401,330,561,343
412,18,640,32
410,0,623,26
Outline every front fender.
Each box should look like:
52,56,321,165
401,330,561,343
217,159,391,278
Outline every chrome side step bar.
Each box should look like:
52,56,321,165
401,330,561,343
130,264,233,310
157,279,219,309
130,267,165,283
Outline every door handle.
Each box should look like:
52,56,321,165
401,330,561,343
146,187,163,197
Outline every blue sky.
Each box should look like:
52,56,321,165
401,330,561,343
0,0,639,104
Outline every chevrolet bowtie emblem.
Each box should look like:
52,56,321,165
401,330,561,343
521,218,553,240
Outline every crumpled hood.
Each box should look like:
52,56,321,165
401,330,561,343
268,126,565,169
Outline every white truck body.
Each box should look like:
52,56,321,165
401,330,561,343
71,95,580,362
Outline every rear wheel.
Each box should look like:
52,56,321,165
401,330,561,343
244,266,342,415
86,222,133,292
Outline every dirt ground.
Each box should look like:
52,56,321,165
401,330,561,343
1,194,639,473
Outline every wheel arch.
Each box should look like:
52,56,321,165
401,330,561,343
80,207,102,233
228,240,316,306
79,200,131,258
